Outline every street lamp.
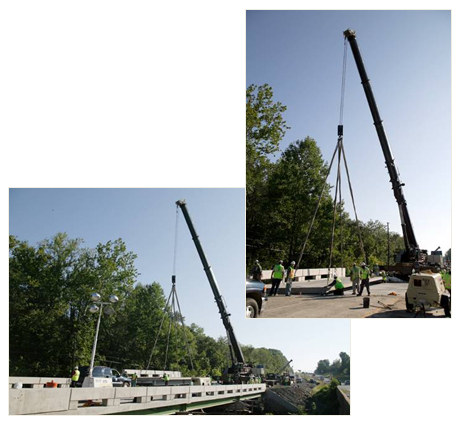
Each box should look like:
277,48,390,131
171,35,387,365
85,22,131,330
87,293,118,379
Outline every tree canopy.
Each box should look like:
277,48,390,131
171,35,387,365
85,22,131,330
246,84,406,273
10,233,291,378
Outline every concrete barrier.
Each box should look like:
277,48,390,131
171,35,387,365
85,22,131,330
336,387,350,415
9,388,72,415
260,268,346,282
9,384,266,415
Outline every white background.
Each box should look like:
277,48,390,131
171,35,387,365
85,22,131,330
1,1,456,422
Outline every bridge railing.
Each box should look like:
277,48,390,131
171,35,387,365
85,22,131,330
9,376,71,389
10,383,266,415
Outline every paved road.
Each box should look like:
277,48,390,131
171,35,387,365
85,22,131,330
260,281,447,318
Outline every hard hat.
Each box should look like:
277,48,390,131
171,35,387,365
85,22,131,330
279,260,283,264
75,366,79,370
291,261,296,265
353,262,356,266
361,262,366,266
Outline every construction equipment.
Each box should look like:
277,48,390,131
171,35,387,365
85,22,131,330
176,200,254,383
265,359,293,387
405,272,450,317
343,29,439,278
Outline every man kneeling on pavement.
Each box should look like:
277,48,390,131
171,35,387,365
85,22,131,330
323,274,345,296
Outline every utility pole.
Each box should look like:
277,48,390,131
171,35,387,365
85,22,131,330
387,222,390,267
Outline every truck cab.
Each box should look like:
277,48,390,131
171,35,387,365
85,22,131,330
246,279,268,318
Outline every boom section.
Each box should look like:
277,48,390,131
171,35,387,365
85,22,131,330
176,200,245,364
343,29,419,258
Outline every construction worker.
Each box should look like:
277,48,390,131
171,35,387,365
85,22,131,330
350,262,360,295
381,270,387,283
70,366,80,388
162,372,170,386
269,260,285,296
285,261,295,296
324,274,344,296
131,372,138,387
357,262,371,296
373,263,380,276
251,260,263,281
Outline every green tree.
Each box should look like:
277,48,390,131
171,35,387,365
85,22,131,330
9,233,138,376
315,359,330,375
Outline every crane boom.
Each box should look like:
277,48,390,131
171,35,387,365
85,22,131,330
343,29,419,261
277,359,293,374
175,200,245,365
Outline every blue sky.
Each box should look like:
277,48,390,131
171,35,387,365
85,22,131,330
247,10,451,254
9,188,349,371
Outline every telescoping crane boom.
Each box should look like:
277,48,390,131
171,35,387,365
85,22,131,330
176,200,252,383
343,29,427,269
277,359,293,374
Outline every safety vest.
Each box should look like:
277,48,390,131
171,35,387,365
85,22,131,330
381,271,387,281
163,374,170,382
335,278,344,290
288,266,295,279
273,264,284,279
132,373,138,381
361,268,369,279
350,267,360,280
71,370,80,382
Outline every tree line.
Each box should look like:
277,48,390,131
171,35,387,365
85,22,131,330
10,233,291,378
246,84,405,273
314,352,350,378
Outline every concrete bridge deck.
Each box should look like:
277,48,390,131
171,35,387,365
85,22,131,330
9,382,266,415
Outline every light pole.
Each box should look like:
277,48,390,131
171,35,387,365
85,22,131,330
88,293,118,378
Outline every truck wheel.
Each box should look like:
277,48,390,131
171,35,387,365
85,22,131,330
405,293,414,313
246,298,259,318
123,382,130,387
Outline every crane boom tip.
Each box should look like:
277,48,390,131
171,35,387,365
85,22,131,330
343,29,356,38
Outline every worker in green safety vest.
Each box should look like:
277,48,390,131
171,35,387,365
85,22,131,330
350,263,360,295
285,261,295,296
381,270,387,283
131,372,138,387
324,274,345,296
269,260,285,296
357,262,371,296
70,366,80,388
163,372,170,386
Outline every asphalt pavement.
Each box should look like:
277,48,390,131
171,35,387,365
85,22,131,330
260,280,447,318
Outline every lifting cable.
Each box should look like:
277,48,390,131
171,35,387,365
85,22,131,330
296,36,366,278
146,205,194,371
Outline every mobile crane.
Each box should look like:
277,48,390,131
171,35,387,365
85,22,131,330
343,30,451,315
343,29,437,278
176,200,255,383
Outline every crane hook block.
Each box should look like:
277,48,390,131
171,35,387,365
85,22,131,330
172,275,176,284
338,125,343,136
